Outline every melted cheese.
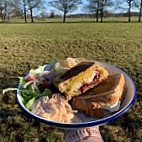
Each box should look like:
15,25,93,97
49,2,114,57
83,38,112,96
66,68,97,96
65,66,108,97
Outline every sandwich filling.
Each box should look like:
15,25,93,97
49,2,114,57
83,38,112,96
79,73,100,94
54,62,108,99
66,71,100,96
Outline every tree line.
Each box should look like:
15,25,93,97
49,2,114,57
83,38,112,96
0,0,142,23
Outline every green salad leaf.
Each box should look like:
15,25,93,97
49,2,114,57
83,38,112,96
42,89,52,99
3,65,54,111
26,97,36,110
19,83,53,110
19,77,25,84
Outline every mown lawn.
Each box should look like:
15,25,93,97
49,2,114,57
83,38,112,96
0,22,142,142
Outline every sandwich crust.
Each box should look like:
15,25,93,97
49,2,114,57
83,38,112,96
54,61,109,99
72,74,125,118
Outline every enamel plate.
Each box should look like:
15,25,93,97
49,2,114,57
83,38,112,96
17,62,136,129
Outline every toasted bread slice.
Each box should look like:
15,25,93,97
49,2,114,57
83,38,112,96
72,74,125,118
54,61,108,99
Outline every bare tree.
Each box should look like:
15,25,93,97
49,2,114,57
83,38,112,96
85,0,113,22
117,0,135,22
50,0,82,23
0,0,10,22
134,0,142,22
128,0,133,22
10,0,27,23
0,1,4,21
96,0,99,22
99,0,106,22
27,0,41,23
138,0,142,22
1,0,42,23
100,0,113,22
23,0,27,23
85,0,99,22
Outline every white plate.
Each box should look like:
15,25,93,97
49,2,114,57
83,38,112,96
17,62,136,129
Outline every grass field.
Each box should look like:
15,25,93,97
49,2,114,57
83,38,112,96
2,16,140,23
0,22,142,142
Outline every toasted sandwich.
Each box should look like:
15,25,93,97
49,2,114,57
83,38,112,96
72,74,125,118
54,61,108,99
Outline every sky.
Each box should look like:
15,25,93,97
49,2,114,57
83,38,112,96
35,0,140,16
44,0,88,15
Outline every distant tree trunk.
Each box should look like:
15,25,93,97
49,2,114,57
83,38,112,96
96,1,99,22
3,5,7,22
7,13,9,22
0,9,3,22
128,0,132,22
30,9,34,23
95,10,99,22
63,9,67,23
0,9,4,22
100,7,104,22
138,0,142,22
3,13,6,22
23,0,27,23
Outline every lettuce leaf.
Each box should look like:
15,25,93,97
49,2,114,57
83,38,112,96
26,97,36,110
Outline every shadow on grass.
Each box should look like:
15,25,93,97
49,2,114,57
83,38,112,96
0,68,19,90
